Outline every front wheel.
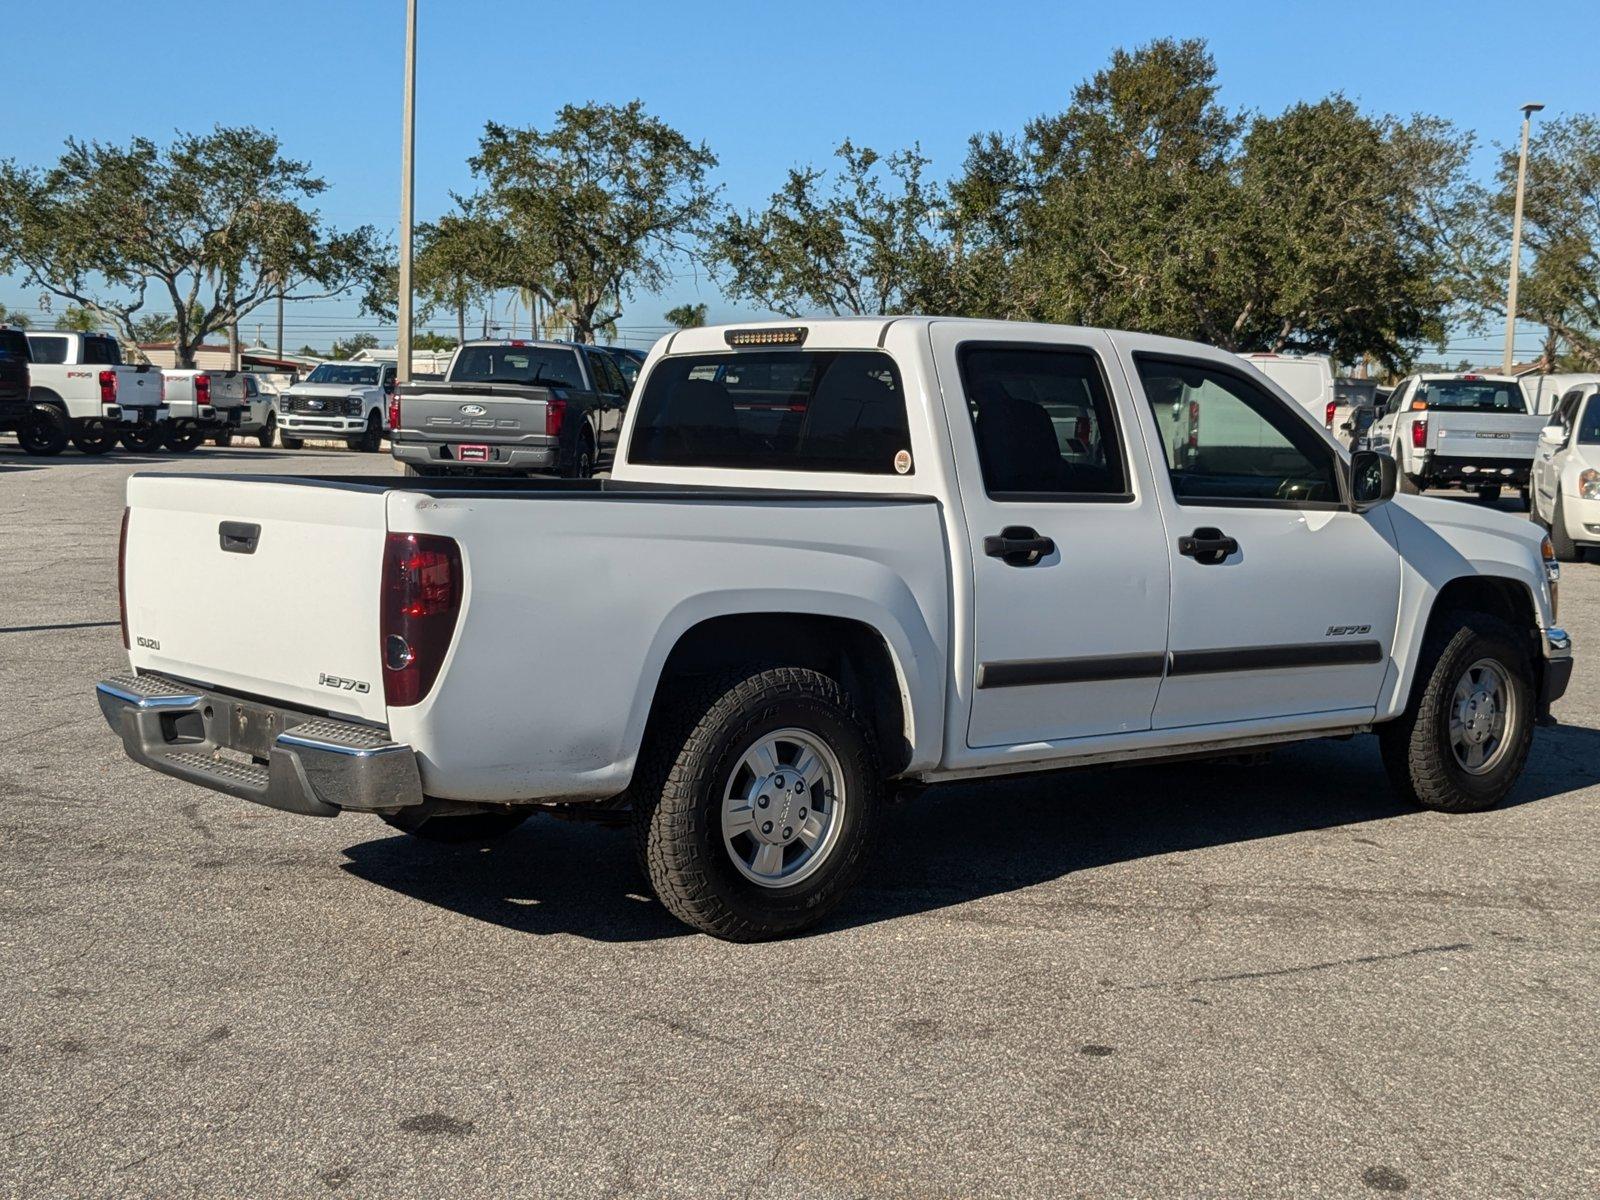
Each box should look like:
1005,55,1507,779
1378,611,1535,813
351,410,384,453
19,406,70,456
632,665,882,941
280,433,304,450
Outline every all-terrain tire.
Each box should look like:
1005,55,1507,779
1399,473,1422,495
631,665,883,941
70,422,118,455
1378,610,1535,813
19,406,69,456
257,413,277,448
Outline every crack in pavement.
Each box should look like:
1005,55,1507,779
1124,941,1473,990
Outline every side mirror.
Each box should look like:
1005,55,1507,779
1350,449,1397,511
1540,423,1565,444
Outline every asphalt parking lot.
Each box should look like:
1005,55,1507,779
2,444,1597,1199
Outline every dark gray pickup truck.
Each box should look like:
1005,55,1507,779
390,339,630,478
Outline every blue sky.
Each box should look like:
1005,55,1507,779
4,0,1598,355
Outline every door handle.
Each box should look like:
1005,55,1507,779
218,521,261,555
1178,527,1238,565
983,525,1055,567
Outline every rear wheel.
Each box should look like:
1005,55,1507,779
164,425,206,453
257,413,277,448
19,405,70,456
1378,611,1535,813
563,432,595,479
119,425,165,453
632,665,883,941
1517,486,1531,512
1400,473,1422,495
70,421,118,455
1475,484,1502,504
212,427,234,447
1550,495,1582,562
378,807,531,843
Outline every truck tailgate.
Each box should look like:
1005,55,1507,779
122,475,388,723
397,382,551,443
1430,414,1542,459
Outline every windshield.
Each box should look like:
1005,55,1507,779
1415,379,1526,413
450,345,584,389
305,363,380,386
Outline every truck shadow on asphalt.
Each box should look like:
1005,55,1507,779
0,447,314,468
337,724,1600,942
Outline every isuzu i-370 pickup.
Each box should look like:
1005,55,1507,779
99,318,1572,940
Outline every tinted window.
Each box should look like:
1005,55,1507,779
1415,379,1525,412
630,351,910,474
0,329,28,362
1577,397,1600,446
958,346,1127,497
80,336,120,365
449,345,583,389
306,363,381,385
1136,358,1340,505
27,335,68,364
611,352,640,391
591,351,626,395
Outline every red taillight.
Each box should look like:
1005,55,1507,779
1325,400,1337,429
1411,418,1428,449
98,370,117,406
388,393,401,431
195,374,210,406
380,532,462,707
118,507,130,650
545,398,566,438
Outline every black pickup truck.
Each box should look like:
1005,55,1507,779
390,339,631,478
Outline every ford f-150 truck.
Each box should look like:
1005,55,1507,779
1370,373,1544,505
98,318,1572,940
276,361,394,451
389,339,628,477
25,331,164,455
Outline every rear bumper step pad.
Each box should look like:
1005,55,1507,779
96,673,423,818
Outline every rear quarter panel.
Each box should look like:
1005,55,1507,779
385,490,951,802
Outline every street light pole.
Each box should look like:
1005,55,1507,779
1503,102,1544,376
396,0,418,385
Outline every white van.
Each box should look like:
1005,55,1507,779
1236,352,1366,445
1522,373,1600,416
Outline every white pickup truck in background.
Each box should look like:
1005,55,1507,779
159,369,251,452
276,360,394,451
1370,373,1544,505
99,318,1570,940
25,330,164,455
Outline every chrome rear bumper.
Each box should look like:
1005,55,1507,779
95,673,423,817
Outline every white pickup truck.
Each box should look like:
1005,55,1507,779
1370,373,1544,505
276,361,394,451
159,369,252,451
98,319,1572,940
25,331,164,455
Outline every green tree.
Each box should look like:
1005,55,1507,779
412,331,459,352
710,141,947,316
329,332,378,360
1497,114,1600,368
0,302,30,329
54,303,103,332
0,126,388,367
296,344,322,358
411,203,516,342
664,302,707,328
468,102,719,343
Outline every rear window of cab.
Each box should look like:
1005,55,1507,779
629,350,912,475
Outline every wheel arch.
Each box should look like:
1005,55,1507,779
29,386,66,409
1392,573,1544,715
637,611,927,779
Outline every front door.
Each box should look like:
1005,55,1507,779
1126,352,1402,730
931,324,1172,748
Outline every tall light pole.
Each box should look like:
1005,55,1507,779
1503,102,1544,375
396,0,418,385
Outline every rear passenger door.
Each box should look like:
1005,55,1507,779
1126,351,1401,730
931,324,1172,748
